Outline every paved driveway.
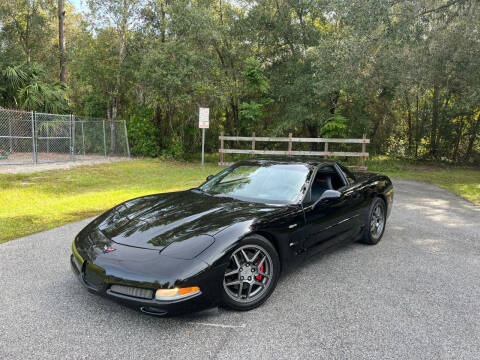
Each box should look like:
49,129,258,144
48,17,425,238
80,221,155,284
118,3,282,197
1,179,479,359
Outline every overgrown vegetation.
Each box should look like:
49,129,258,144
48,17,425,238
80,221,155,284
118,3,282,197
0,1,479,163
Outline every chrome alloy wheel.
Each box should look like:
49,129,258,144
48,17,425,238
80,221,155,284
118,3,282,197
370,202,385,240
223,244,273,303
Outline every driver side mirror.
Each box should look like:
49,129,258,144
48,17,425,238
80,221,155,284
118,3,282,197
206,175,214,181
313,190,342,209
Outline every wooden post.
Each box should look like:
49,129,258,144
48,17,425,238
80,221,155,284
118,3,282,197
252,132,255,155
361,133,366,170
324,141,328,159
220,131,224,165
288,133,292,156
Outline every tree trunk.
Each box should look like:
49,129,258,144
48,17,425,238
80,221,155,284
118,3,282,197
160,2,166,43
464,115,480,162
230,98,239,135
430,83,439,158
307,123,318,151
414,94,419,158
404,91,413,154
329,91,340,115
58,0,66,83
452,118,465,162
110,104,117,154
111,3,128,154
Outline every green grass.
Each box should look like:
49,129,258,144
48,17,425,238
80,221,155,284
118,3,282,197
0,160,221,244
0,157,478,244
366,156,480,205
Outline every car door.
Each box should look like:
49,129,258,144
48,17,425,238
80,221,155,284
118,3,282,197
301,164,360,254
336,163,366,230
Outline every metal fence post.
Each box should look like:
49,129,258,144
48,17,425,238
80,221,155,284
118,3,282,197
46,119,49,153
71,114,75,161
8,116,13,153
31,111,37,164
81,121,85,156
123,120,130,158
69,114,72,160
324,141,328,159
102,120,107,158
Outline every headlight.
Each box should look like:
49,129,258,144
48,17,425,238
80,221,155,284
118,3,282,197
72,237,83,263
155,286,200,301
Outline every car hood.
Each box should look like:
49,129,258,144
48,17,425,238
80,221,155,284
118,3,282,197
95,190,284,251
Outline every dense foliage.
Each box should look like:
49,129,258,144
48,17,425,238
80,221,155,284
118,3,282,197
1,0,479,162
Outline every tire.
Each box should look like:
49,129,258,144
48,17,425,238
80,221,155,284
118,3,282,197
221,234,280,311
360,197,387,245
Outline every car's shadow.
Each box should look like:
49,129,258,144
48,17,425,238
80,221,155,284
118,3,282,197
54,238,365,326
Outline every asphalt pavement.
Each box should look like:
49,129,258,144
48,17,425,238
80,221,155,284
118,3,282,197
1,179,479,359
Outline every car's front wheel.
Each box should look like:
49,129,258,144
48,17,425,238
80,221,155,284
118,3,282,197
221,235,280,311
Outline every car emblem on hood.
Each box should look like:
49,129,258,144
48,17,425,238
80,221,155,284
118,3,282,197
103,245,116,253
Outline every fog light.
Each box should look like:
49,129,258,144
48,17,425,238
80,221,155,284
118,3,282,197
155,286,200,301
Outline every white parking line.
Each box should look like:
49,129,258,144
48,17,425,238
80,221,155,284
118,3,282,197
193,322,246,329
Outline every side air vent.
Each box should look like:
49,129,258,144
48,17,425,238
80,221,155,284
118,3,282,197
110,285,154,299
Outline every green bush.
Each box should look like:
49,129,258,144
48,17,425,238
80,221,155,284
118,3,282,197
127,114,161,157
161,136,185,160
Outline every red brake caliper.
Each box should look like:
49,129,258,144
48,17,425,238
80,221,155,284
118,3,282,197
255,262,264,281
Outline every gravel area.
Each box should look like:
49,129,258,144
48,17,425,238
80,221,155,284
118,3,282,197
0,156,130,174
0,178,479,359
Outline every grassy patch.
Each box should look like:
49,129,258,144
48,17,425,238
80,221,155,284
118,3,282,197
365,156,480,205
0,160,221,243
1,157,478,244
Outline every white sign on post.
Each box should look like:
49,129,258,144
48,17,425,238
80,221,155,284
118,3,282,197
199,107,210,129
199,107,209,167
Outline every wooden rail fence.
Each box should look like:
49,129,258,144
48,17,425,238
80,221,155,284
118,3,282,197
219,132,369,170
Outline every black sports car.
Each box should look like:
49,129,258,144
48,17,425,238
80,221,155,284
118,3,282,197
71,159,393,316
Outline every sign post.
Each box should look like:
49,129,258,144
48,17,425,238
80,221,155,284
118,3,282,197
199,107,209,167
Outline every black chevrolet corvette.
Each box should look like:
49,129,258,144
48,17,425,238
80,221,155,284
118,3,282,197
71,159,393,316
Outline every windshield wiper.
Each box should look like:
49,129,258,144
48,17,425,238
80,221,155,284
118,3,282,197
217,178,249,185
192,188,210,196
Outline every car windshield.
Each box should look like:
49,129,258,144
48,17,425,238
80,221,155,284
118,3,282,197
199,163,310,204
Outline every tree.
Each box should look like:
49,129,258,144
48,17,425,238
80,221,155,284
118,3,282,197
2,0,477,162
0,0,54,64
0,64,68,112
58,0,66,83
87,0,143,153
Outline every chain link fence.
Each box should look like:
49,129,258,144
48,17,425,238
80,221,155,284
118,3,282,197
0,108,130,165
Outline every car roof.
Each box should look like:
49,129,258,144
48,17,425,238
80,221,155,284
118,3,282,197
238,157,338,167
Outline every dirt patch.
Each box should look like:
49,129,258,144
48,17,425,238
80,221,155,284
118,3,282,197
0,155,131,174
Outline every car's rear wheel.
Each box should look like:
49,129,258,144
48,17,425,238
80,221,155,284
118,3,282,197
361,197,387,245
221,235,280,311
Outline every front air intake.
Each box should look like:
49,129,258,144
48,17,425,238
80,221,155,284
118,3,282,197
110,284,154,299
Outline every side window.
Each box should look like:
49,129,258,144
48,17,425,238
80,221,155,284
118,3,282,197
338,164,356,185
308,164,349,202
328,165,346,190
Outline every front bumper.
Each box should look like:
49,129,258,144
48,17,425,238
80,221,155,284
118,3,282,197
70,242,223,316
